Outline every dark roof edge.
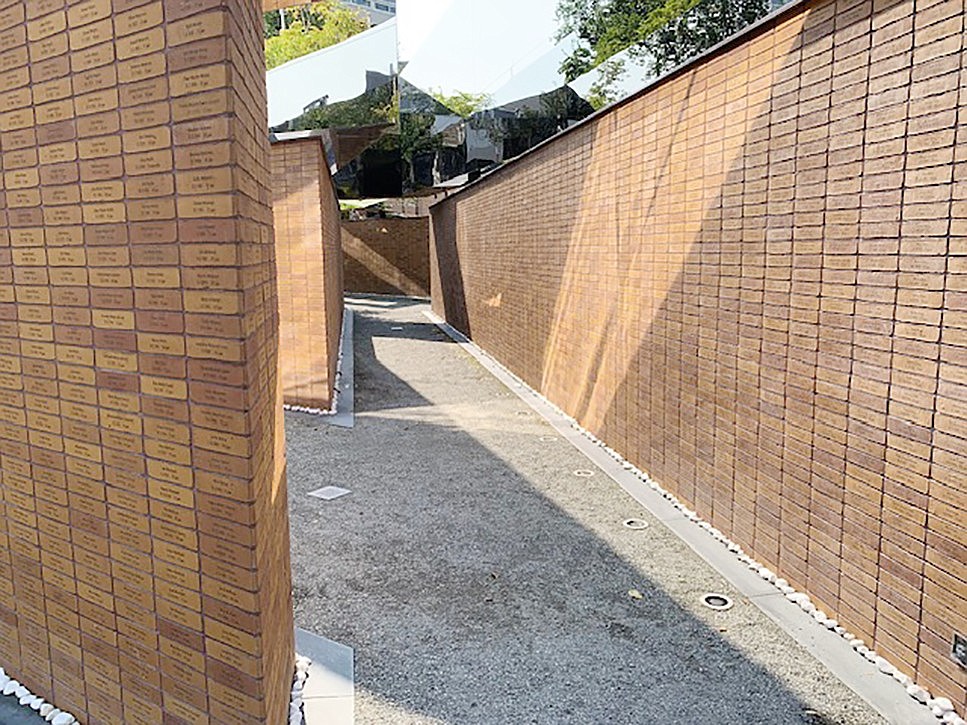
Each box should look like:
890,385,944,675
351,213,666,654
429,0,811,208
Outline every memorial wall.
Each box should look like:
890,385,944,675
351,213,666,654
431,0,967,709
0,1,294,722
270,134,344,410
342,218,429,298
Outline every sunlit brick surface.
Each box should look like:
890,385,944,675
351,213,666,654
431,0,966,708
342,218,430,298
0,1,294,722
270,137,343,409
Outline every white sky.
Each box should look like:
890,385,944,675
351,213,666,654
398,0,570,103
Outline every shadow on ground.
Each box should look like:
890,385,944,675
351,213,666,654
285,297,882,725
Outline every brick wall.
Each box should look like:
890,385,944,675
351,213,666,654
431,0,966,708
271,137,344,409
342,218,430,297
0,1,294,722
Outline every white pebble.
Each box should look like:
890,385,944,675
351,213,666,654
801,602,816,615
863,650,877,663
812,609,826,621
906,684,930,703
30,696,44,710
3,680,18,696
947,716,965,725
941,712,959,724
824,619,837,629
14,685,29,698
40,704,54,717
856,645,870,656
45,710,61,723
52,713,76,725
0,675,8,690
875,658,894,675
19,694,33,705
774,578,788,588
892,672,912,687
930,698,954,714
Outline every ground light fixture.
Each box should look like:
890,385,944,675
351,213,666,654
702,593,734,611
623,518,649,530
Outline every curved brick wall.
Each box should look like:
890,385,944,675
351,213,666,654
431,0,966,708
271,136,344,410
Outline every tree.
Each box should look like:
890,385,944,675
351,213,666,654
264,1,369,70
557,0,770,84
290,81,398,130
430,90,492,119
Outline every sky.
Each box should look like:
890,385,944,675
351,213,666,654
397,0,572,104
397,0,651,107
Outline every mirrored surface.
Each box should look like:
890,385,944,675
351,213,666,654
265,0,795,197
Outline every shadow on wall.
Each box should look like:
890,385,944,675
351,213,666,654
342,218,431,297
286,300,858,724
429,0,966,708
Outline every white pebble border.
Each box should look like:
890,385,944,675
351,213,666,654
572,421,963,724
289,654,312,725
282,341,347,417
0,666,78,724
427,315,964,725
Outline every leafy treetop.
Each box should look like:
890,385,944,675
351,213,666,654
265,1,369,70
557,0,770,103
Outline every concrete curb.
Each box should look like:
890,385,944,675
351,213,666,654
296,628,355,725
425,310,938,725
328,310,356,429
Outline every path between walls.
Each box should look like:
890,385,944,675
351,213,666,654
283,294,909,725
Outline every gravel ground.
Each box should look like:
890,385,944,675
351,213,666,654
286,295,885,725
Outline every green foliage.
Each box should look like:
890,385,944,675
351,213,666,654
291,82,398,130
430,90,492,119
558,0,770,82
264,1,368,69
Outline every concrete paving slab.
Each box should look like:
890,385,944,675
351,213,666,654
286,294,899,725
0,696,45,724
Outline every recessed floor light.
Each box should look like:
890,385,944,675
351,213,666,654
308,486,351,501
623,519,649,530
702,593,733,611
573,469,595,477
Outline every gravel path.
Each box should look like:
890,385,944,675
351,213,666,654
286,295,885,725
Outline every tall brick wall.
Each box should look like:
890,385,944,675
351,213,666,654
0,1,294,722
431,0,966,708
271,137,344,409
342,218,430,297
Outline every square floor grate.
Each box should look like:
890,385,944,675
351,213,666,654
308,486,352,501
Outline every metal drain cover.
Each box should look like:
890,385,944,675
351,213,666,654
623,519,649,530
702,593,733,611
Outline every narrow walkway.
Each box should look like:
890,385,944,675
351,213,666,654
285,296,883,725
